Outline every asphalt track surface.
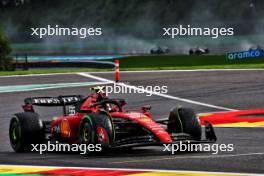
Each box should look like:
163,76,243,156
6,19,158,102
0,70,264,174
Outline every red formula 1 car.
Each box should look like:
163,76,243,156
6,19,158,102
9,87,216,153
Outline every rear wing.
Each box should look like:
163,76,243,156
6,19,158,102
23,95,84,115
24,95,84,106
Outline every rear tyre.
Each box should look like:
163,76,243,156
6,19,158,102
79,112,114,153
167,107,201,140
9,112,45,152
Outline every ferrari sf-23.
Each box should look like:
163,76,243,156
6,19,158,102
9,86,216,153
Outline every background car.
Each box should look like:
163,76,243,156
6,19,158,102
189,47,210,55
150,46,170,54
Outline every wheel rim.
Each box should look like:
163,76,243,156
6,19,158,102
12,127,17,140
83,130,89,142
82,124,91,143
10,120,20,145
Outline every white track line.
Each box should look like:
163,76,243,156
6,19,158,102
0,72,76,78
1,68,264,78
0,82,111,93
0,164,262,176
110,152,264,164
77,73,237,111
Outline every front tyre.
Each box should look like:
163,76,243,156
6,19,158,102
167,107,201,140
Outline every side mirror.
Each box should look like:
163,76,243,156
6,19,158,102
141,105,151,112
118,99,127,106
90,86,105,93
22,104,34,112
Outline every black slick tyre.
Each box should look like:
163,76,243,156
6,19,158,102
9,112,45,152
167,106,201,140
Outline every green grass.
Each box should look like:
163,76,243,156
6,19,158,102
1,55,264,76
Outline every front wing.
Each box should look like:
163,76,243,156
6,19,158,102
111,133,216,148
